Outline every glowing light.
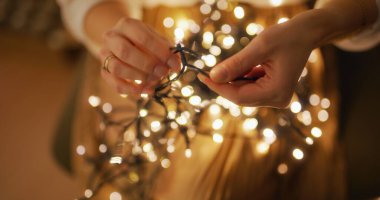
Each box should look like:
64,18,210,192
147,151,157,162
309,50,318,63
256,142,270,154
169,73,178,81
139,109,148,117
110,156,122,164
211,10,221,21
181,85,194,97
204,0,215,4
309,94,320,106
246,23,263,36
99,144,107,153
88,96,101,107
277,163,288,174
134,79,142,85
124,130,135,142
222,36,235,49
200,4,212,14
143,143,153,153
234,6,245,19
185,148,192,158
203,32,214,44
174,28,185,41
311,127,322,138
318,110,329,122
243,118,258,131
212,133,224,143
209,104,221,115
176,115,188,125
150,121,161,132
270,0,283,7
290,101,302,113
210,45,222,56
163,17,174,28
177,19,189,30
212,119,224,130
84,189,93,198
277,17,289,24
167,145,175,153
194,59,205,69
168,111,176,119
242,107,257,116
120,94,128,98
301,110,312,126
189,22,200,33
76,145,86,155
189,95,202,106
202,54,217,67
306,137,314,145
161,158,171,168
221,24,232,34
321,98,331,109
263,128,277,144
141,93,149,99
301,68,308,77
102,103,112,113
292,148,304,160
229,107,241,117
132,144,142,155
217,0,228,10
110,192,122,200
143,130,151,137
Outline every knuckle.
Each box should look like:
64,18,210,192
117,45,130,60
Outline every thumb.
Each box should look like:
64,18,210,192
210,42,264,83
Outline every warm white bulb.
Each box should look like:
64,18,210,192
212,133,224,143
290,101,302,113
311,127,322,138
292,148,304,160
243,118,258,131
212,119,224,130
185,148,192,158
234,6,245,19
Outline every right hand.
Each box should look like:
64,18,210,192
99,17,180,97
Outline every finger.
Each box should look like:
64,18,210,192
114,18,180,69
198,74,272,107
210,39,266,83
101,69,143,98
104,32,167,75
100,54,148,84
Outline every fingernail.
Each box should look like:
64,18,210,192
167,56,179,69
210,65,228,82
154,65,168,78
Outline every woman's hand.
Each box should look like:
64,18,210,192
199,15,317,108
99,17,180,97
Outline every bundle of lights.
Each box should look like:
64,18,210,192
77,1,331,199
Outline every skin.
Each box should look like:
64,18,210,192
199,0,378,108
84,1,180,98
84,0,378,104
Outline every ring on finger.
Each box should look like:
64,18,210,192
103,55,115,73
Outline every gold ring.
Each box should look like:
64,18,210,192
103,55,115,73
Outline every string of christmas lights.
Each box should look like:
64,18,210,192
75,1,332,199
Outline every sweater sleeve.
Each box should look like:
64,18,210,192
56,0,142,54
316,0,380,52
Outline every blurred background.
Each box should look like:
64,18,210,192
0,0,379,200
0,0,82,199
